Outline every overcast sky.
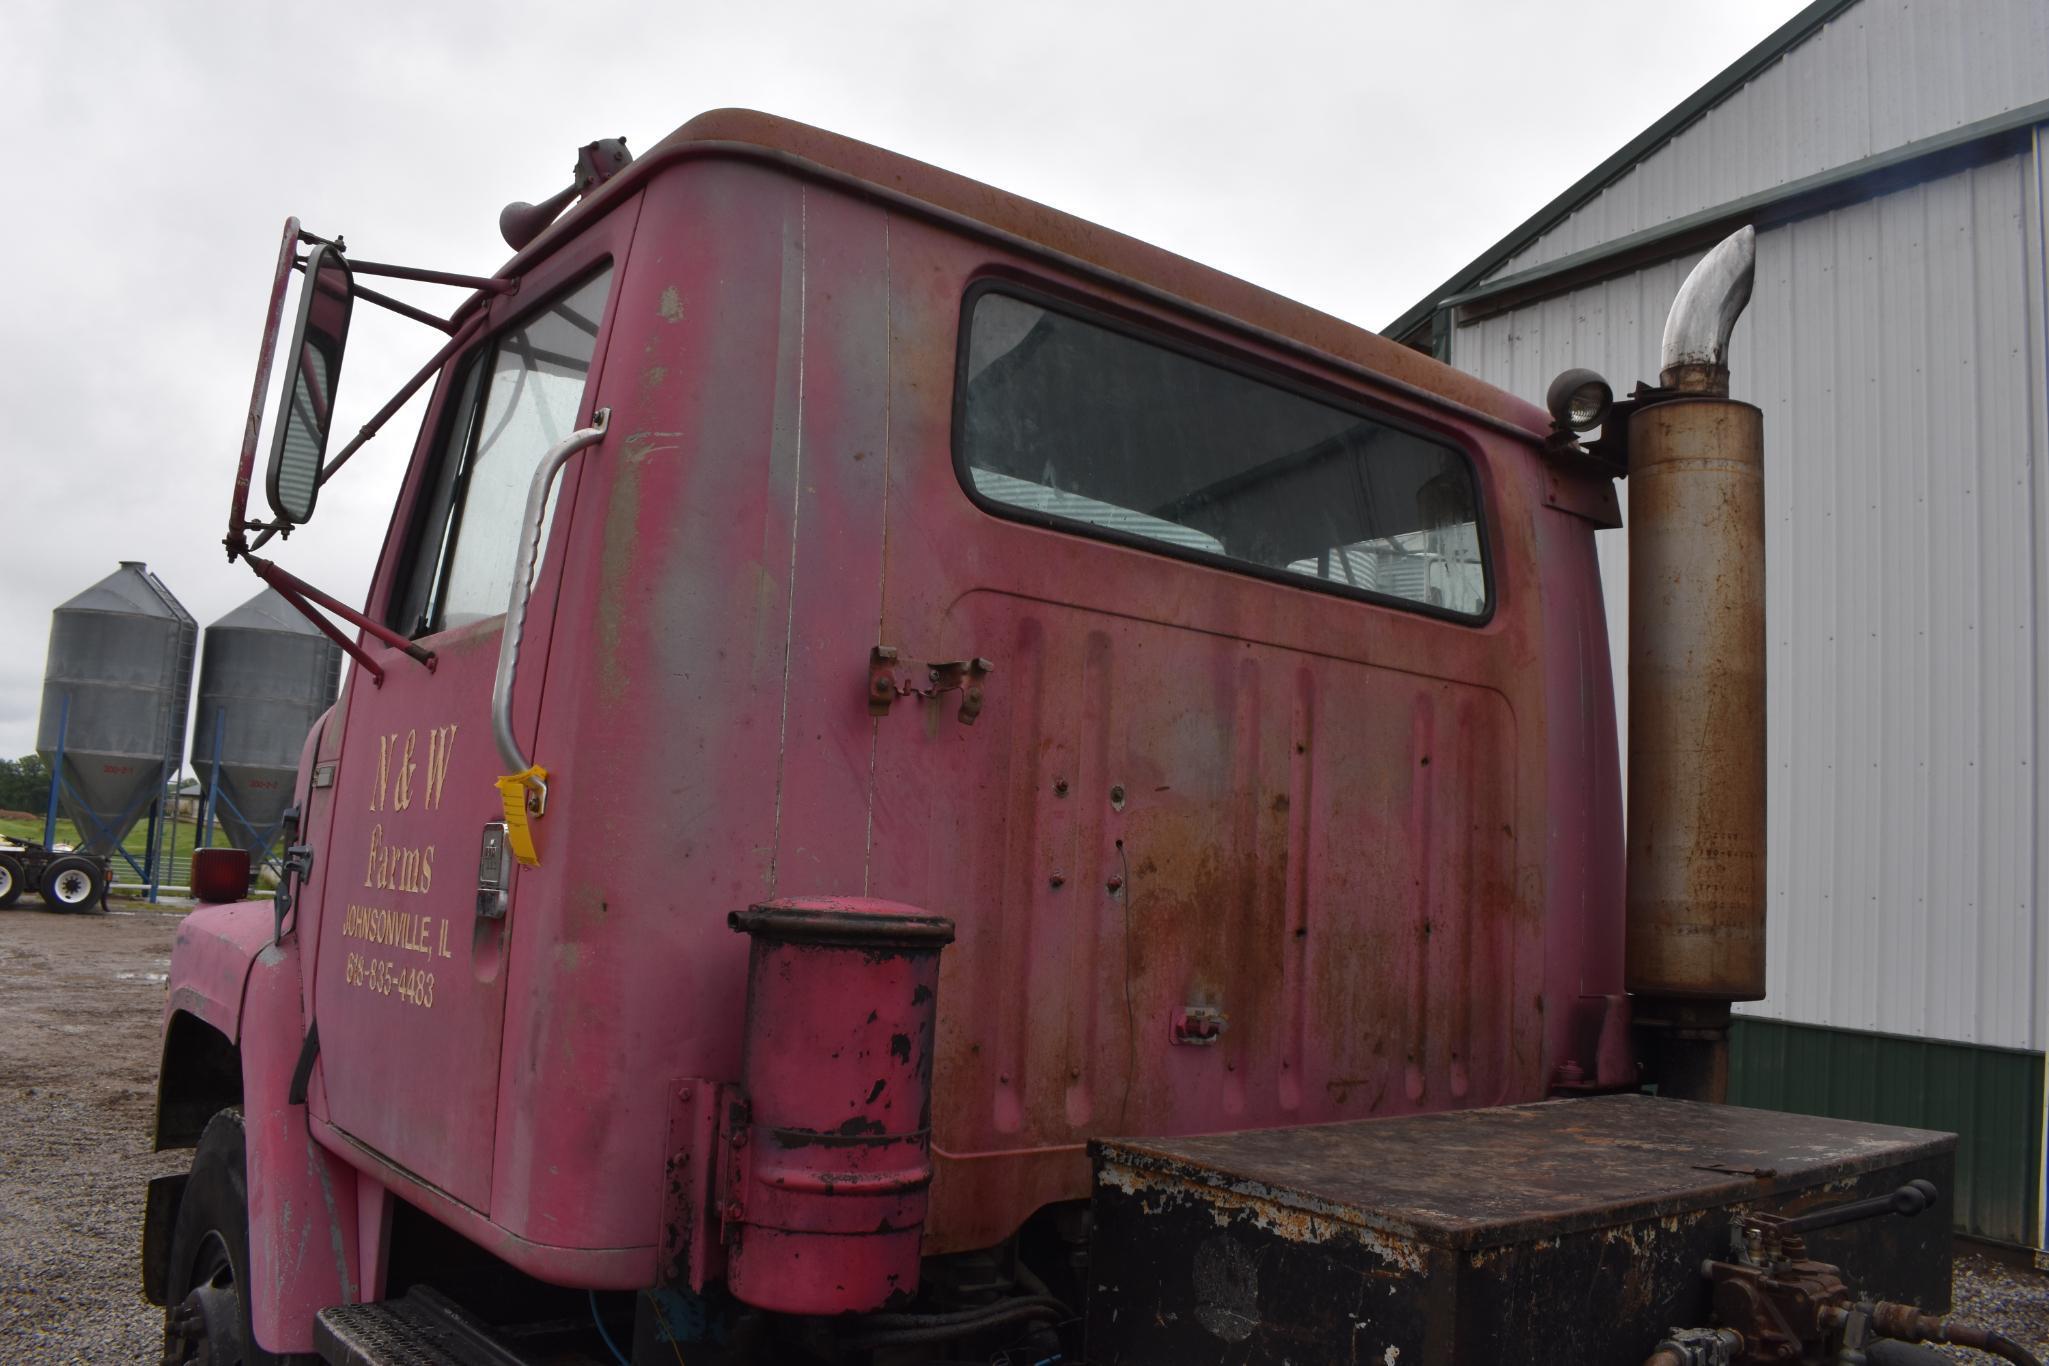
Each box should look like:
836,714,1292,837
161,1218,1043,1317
0,0,1811,766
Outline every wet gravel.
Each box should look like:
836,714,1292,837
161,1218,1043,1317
1936,1250,2049,1361
0,903,185,1363
1,907,2048,1363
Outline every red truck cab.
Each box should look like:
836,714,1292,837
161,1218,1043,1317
151,109,1631,1364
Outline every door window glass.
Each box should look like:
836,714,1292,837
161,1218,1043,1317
401,266,613,634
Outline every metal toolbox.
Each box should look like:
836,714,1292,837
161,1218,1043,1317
1087,1094,1954,1365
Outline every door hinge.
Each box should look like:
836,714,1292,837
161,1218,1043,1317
274,843,315,942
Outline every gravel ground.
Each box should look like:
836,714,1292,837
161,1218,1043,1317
1,906,2048,1364
0,902,185,1363
1937,1250,2049,1360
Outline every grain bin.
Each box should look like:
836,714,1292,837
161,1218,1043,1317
36,562,196,857
191,588,342,865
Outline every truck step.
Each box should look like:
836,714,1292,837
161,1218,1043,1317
314,1287,530,1366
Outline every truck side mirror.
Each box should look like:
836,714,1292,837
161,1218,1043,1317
265,242,353,525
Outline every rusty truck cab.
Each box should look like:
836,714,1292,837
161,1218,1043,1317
159,109,1628,1358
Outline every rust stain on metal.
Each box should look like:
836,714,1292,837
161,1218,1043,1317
591,429,677,708
1626,398,1767,1002
1098,1160,1427,1274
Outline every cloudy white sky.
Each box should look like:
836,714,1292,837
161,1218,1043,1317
0,0,1810,764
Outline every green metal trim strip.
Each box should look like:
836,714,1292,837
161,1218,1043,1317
1729,1018,2044,1246
1382,0,1861,343
1438,97,2049,321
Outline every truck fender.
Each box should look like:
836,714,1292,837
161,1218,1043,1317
158,902,362,1353
156,900,272,1152
242,938,361,1354
164,900,274,1045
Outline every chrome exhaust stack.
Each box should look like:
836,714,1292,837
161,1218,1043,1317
1659,226,1757,394
1625,227,1765,1101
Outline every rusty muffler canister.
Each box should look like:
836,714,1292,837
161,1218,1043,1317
1626,398,1766,1002
726,898,955,1315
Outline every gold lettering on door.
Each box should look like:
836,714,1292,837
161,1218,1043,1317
423,724,458,811
363,824,437,895
393,731,419,811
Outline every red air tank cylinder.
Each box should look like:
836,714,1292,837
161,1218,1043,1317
725,898,955,1315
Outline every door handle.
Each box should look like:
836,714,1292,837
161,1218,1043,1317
491,407,608,865
476,821,511,920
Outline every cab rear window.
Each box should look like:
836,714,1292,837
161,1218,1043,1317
955,290,1489,619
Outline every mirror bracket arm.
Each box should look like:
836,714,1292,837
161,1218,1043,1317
254,566,386,687
240,308,494,569
294,255,459,333
314,311,491,492
351,281,458,334
245,555,437,687
344,258,517,296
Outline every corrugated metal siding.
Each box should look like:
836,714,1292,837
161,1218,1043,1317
1450,149,2049,1049
1488,0,2049,280
1729,1018,2043,1245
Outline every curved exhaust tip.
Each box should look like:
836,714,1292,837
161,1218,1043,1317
1660,225,1755,392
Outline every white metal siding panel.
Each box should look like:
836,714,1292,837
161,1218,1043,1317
1486,0,2049,280
2025,128,2049,1057
1451,152,2046,1048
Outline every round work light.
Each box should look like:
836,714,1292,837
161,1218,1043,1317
1546,368,1614,433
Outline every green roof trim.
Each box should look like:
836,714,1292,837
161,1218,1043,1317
1441,96,2049,321
1382,0,1861,344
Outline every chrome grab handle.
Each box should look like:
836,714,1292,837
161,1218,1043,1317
492,408,609,777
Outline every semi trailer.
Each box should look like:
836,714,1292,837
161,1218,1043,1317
143,111,2027,1365
0,835,109,911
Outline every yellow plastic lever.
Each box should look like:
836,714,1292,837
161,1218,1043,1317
495,765,549,868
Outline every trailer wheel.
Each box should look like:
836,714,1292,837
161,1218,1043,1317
163,1110,313,1365
38,855,104,912
0,853,23,908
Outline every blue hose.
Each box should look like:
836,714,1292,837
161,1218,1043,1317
590,1289,632,1366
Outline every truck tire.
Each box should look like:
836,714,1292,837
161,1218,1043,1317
38,854,104,912
162,1109,316,1365
0,853,23,908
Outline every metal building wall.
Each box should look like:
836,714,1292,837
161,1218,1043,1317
1731,1018,2045,1245
1487,0,2049,280
1449,146,2049,1051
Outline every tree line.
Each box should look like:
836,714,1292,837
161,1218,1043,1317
0,755,52,812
